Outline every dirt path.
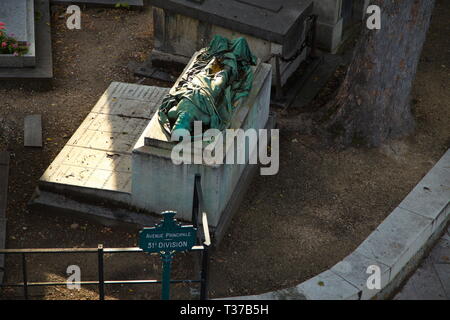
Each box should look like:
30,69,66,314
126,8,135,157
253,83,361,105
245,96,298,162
0,2,449,300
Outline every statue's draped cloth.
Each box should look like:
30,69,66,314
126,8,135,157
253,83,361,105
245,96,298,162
158,35,257,138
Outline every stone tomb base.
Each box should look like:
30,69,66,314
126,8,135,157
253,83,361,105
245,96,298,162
33,60,273,239
132,54,272,229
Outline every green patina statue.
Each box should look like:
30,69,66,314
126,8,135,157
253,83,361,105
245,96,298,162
158,35,257,140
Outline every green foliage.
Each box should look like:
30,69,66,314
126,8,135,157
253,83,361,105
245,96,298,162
115,2,130,8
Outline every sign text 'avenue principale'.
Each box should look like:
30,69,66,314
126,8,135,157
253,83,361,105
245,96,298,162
139,211,197,253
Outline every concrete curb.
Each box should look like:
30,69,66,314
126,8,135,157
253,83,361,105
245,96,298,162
223,149,450,300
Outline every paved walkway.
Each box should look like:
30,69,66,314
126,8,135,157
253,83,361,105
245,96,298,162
394,224,450,300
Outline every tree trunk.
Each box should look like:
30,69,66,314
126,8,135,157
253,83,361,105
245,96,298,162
322,0,435,147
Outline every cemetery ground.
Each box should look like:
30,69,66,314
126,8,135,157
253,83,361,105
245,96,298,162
0,2,449,300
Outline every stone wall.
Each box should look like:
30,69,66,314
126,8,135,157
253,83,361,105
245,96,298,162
313,0,370,53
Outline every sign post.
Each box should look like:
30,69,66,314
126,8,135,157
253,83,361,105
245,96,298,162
139,211,197,300
160,252,173,300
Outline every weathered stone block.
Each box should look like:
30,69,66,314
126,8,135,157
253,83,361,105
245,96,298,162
398,150,450,232
313,0,343,25
315,18,343,53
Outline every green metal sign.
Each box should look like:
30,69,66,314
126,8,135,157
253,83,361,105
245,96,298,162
139,211,197,300
139,211,197,253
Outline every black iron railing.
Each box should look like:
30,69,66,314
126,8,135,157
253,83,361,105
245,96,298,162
0,175,212,300
192,174,212,300
0,245,208,300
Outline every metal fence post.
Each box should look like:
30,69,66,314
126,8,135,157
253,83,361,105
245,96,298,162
192,174,200,229
97,244,105,300
22,253,28,300
161,252,173,300
200,244,210,300
275,54,283,101
309,14,318,58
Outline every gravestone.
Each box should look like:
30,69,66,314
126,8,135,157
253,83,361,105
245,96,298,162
0,0,36,68
147,0,314,86
35,50,274,241
24,114,43,147
132,51,273,229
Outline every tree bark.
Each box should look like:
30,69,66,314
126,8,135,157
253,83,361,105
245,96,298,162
321,0,435,147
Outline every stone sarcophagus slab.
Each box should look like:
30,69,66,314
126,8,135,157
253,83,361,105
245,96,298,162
147,0,313,86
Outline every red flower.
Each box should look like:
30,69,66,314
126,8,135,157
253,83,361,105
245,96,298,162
0,22,5,26
1,42,7,48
